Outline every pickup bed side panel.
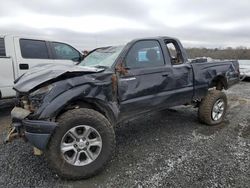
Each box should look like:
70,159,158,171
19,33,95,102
192,61,239,99
0,36,17,98
0,57,16,98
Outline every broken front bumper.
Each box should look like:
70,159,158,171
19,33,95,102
6,107,57,150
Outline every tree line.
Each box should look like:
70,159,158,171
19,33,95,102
185,47,250,60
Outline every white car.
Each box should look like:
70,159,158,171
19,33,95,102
239,60,250,78
0,35,83,99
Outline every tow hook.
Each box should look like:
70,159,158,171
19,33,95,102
4,123,25,144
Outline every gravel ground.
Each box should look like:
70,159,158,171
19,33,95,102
0,81,249,188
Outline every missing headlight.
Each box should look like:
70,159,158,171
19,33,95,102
30,85,53,97
29,85,53,111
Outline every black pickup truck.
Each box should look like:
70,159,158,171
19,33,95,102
6,37,239,179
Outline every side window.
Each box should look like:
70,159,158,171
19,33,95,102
0,38,6,56
52,42,80,61
165,41,183,65
20,39,49,59
126,40,165,69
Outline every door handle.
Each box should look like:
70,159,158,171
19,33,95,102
120,77,136,81
19,64,29,70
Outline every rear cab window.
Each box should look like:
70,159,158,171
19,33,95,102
20,39,49,59
165,40,184,65
0,38,6,57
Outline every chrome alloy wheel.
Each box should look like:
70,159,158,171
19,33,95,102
211,99,225,121
60,125,102,166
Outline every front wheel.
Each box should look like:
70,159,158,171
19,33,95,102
46,108,115,180
198,90,227,125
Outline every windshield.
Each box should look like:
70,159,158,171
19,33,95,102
78,46,124,68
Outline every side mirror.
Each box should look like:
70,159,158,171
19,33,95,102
115,62,129,75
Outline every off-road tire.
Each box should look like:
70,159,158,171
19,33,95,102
198,90,227,125
45,108,115,180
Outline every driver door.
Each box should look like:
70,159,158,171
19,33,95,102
117,40,172,118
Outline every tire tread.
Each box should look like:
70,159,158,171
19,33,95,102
46,108,115,180
198,90,227,125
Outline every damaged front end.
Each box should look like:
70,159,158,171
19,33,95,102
4,63,116,151
5,93,57,151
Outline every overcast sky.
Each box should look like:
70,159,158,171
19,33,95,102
1,0,250,50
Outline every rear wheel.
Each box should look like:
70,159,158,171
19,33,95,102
198,90,227,125
46,108,115,180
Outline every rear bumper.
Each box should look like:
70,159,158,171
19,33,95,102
10,107,57,150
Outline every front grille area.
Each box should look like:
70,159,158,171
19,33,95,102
16,92,45,112
16,93,33,111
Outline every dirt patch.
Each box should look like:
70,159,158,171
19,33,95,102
237,120,250,139
195,120,229,137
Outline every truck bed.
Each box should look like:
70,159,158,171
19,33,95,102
191,60,239,99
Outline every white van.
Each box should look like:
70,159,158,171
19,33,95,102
0,35,83,99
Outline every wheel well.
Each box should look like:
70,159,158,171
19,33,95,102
210,76,228,90
56,99,116,126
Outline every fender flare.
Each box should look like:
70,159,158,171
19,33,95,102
209,75,228,90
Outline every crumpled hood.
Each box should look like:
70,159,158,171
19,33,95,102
14,64,104,93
